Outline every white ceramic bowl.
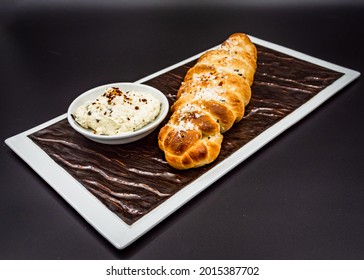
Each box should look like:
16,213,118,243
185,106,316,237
67,82,169,144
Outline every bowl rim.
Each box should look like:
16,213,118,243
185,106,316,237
67,82,169,140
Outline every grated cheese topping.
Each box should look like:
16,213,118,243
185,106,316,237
193,87,225,102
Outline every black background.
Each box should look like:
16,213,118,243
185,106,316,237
1,0,364,259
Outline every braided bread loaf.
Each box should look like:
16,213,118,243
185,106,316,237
158,33,257,169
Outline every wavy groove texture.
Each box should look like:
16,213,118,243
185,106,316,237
29,45,343,225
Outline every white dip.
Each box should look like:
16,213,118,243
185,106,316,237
73,87,161,135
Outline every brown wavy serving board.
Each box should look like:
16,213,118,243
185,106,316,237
28,44,343,225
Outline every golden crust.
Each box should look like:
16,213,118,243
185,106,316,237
158,33,257,169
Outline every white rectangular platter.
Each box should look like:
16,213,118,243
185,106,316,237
5,35,360,249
